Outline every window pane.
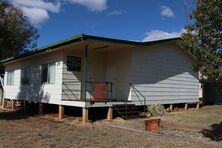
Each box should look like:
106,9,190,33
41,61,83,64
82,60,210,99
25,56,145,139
48,63,55,84
21,68,25,84
7,71,14,85
26,67,31,83
42,64,48,83
7,72,10,85
11,71,14,85
21,67,31,85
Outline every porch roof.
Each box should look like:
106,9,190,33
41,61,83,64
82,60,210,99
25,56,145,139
0,33,180,64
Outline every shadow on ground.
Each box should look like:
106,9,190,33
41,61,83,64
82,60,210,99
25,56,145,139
0,103,40,120
0,109,30,120
201,122,222,141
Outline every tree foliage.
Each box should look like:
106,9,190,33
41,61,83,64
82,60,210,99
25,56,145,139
0,1,39,60
181,0,222,81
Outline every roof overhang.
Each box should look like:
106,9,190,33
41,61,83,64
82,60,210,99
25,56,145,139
0,33,181,64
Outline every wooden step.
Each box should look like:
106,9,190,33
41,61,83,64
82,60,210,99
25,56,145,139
113,104,141,120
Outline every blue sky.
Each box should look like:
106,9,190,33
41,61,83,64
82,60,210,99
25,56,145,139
10,0,195,48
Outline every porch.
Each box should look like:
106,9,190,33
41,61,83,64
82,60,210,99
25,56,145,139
61,40,135,105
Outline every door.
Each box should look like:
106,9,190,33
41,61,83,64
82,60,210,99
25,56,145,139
92,83,107,101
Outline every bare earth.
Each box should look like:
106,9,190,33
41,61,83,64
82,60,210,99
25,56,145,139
0,105,222,148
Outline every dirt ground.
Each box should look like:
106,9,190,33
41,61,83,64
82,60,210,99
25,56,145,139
0,105,222,148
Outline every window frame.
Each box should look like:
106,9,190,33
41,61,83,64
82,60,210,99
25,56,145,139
7,70,14,86
21,67,31,85
41,62,55,84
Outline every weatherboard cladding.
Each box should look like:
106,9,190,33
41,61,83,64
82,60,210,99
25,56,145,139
130,43,199,104
2,34,199,106
4,51,64,104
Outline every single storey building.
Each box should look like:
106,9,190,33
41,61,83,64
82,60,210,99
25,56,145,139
0,34,200,122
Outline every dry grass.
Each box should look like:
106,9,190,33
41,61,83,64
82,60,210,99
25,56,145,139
0,105,222,148
162,105,222,125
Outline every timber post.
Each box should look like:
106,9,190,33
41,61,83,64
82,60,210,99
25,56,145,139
107,107,113,121
82,107,89,124
11,100,15,110
184,103,188,110
39,103,44,115
23,100,28,112
196,102,200,109
59,105,64,119
169,104,173,112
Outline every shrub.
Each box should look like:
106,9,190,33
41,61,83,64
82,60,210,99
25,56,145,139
146,104,164,117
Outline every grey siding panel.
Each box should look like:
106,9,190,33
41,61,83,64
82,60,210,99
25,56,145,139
130,43,199,104
62,56,82,100
105,49,132,100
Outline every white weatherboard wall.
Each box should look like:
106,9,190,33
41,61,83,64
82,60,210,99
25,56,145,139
129,43,199,105
62,49,83,100
105,49,132,100
4,51,64,104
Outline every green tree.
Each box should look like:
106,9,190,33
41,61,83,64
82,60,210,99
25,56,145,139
181,0,222,81
0,1,39,60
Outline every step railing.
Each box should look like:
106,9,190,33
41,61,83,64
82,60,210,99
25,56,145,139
129,83,147,112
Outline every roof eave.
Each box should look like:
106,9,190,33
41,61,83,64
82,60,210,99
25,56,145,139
0,35,181,64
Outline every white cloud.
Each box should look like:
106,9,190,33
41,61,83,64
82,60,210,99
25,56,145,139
142,29,185,42
67,0,107,11
12,0,61,13
11,0,61,25
161,5,174,17
108,9,126,16
10,0,108,25
21,7,49,25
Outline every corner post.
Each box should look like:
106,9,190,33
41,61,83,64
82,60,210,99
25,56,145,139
83,45,88,101
82,107,89,124
184,103,188,110
59,105,64,119
12,100,15,110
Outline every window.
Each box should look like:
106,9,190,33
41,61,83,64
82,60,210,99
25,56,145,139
7,70,14,85
21,67,31,85
42,63,55,84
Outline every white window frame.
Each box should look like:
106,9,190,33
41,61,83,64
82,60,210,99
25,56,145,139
21,67,31,85
41,62,55,84
7,70,14,86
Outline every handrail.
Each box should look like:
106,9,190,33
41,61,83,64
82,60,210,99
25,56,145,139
62,81,113,101
0,76,4,90
86,81,113,101
130,83,147,112
62,81,81,100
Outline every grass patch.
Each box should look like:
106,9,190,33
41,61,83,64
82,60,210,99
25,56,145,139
162,105,222,125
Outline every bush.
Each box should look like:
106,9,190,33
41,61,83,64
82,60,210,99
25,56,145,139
146,104,164,117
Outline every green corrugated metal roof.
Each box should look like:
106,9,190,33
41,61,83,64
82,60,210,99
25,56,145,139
0,33,180,64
